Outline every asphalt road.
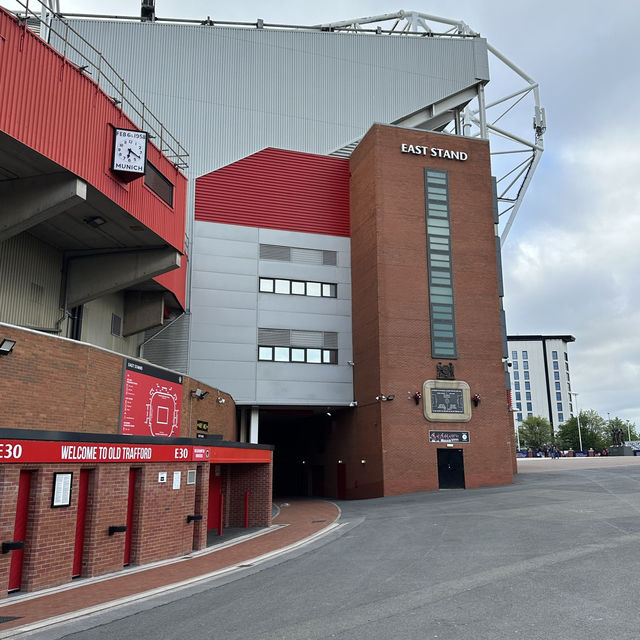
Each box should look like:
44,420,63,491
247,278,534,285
28,459,640,639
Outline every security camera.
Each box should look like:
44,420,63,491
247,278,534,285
349,401,358,407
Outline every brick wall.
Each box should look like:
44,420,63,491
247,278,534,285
347,125,514,496
0,323,236,440
225,463,273,528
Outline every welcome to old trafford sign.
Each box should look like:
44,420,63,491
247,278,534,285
400,143,468,161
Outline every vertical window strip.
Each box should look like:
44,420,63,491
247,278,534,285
425,169,457,359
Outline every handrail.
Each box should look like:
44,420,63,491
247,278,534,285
9,0,189,169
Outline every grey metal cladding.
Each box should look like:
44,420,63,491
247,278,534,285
55,20,489,178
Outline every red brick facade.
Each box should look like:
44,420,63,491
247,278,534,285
325,125,515,497
0,324,273,596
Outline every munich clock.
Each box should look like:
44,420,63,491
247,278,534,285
111,128,147,175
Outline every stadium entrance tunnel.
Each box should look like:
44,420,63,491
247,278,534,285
258,408,334,497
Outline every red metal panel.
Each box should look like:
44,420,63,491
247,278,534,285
0,10,187,259
9,471,31,591
195,148,350,237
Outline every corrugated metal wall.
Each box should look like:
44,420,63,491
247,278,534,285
195,148,350,236
141,313,191,374
53,20,488,180
0,234,63,330
81,294,141,357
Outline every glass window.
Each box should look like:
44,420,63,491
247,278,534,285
322,283,337,297
553,361,559,370
513,371,519,380
517,413,523,421
274,347,290,362
259,278,274,293
522,351,528,359
291,281,306,295
527,412,533,418
554,372,560,380
322,350,337,364
564,352,568,360
523,361,529,370
307,282,322,297
291,348,305,362
526,402,532,412
513,361,519,370
275,279,290,294
525,381,530,390
512,351,518,360
515,392,521,401
556,392,562,401
516,402,521,410
307,348,322,363
525,392,531,401
558,413,564,422
258,346,273,360
524,372,530,380
555,382,561,390
514,382,520,390
552,351,558,359
557,402,563,411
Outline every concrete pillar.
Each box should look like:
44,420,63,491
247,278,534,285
249,407,259,444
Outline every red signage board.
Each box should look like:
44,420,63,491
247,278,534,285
120,359,182,437
0,440,272,465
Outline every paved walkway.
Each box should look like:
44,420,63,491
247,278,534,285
0,499,340,636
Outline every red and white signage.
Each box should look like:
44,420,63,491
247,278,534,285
0,440,272,465
120,359,182,438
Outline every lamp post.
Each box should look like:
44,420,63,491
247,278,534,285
570,392,582,452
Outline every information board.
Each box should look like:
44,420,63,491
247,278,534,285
120,359,182,437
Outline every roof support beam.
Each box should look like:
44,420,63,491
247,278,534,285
65,248,181,308
0,174,87,242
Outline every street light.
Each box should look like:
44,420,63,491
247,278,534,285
570,392,582,452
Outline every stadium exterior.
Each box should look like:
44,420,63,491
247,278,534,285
0,2,546,592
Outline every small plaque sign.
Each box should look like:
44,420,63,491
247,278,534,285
429,430,469,444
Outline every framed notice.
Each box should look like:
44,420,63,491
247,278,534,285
120,359,183,437
51,472,73,508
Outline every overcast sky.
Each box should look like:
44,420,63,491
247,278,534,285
5,1,639,425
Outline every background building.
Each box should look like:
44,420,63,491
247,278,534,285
507,335,576,441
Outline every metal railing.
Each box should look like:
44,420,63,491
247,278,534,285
8,0,189,169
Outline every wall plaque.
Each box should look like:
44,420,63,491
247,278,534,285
423,380,471,422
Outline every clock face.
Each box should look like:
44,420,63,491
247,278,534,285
112,128,147,174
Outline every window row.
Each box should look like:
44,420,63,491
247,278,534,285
425,169,457,358
259,277,337,298
258,346,338,364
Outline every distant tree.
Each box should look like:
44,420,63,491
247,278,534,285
557,410,607,451
518,415,553,450
605,417,639,446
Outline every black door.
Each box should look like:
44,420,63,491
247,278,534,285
437,449,465,489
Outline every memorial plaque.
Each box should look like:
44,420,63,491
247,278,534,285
430,388,465,414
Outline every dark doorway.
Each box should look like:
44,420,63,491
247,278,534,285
437,449,465,489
